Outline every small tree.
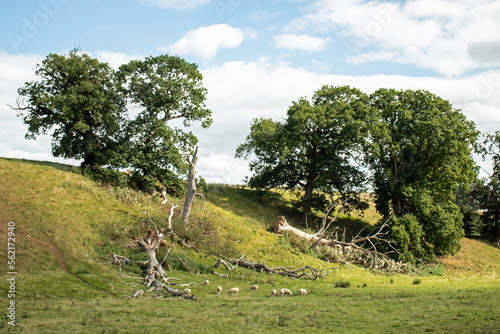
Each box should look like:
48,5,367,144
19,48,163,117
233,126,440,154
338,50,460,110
13,49,125,170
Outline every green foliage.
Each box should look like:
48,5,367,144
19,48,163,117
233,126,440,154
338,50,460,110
335,281,351,288
367,88,478,262
116,54,212,192
236,85,372,216
475,131,500,242
15,49,126,170
455,183,485,237
413,278,422,285
14,51,212,194
83,166,130,188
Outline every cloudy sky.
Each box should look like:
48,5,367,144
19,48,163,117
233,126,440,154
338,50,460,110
1,0,499,183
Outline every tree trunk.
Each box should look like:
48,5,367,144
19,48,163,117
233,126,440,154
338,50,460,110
137,229,168,286
302,176,315,219
182,146,198,222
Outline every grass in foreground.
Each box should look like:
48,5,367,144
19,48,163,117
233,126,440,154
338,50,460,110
3,278,499,333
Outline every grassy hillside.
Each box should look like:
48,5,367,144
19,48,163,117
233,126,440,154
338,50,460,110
1,158,499,333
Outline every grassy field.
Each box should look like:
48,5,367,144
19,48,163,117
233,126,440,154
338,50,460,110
0,158,499,333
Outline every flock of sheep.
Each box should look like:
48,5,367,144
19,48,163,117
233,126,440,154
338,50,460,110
182,280,307,298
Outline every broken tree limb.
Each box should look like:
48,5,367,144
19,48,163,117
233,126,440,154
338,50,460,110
274,216,408,273
111,253,131,265
214,258,236,271
167,204,179,230
214,257,335,280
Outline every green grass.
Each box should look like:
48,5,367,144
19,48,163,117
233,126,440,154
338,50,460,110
0,158,499,333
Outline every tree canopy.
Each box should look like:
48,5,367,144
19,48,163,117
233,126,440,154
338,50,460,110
116,55,212,192
14,51,211,193
15,50,125,170
366,88,479,262
236,85,372,216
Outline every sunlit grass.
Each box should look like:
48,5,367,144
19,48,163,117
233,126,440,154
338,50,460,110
0,158,499,333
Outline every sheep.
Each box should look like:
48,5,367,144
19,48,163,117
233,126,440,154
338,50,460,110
203,279,209,286
183,288,191,296
217,286,222,294
227,287,239,296
298,288,307,296
279,288,292,296
249,285,259,292
270,289,277,297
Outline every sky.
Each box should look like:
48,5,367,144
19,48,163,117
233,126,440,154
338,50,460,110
1,0,499,184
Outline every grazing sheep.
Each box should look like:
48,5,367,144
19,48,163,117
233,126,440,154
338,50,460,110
203,280,209,286
217,286,222,294
249,285,259,292
227,287,240,296
183,288,191,296
298,288,307,296
279,288,292,296
270,289,277,297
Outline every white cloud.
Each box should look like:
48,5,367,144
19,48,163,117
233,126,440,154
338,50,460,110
2,52,499,183
274,33,329,51
162,24,244,60
291,0,500,76
140,0,210,10
93,51,143,69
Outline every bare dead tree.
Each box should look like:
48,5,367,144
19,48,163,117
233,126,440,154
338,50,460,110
182,146,198,222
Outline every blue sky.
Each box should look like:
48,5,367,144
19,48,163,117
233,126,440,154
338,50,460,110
1,0,500,183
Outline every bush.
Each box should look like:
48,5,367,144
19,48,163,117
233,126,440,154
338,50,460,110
335,281,351,288
413,278,422,285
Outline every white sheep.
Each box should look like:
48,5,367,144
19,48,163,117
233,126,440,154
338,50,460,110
203,279,209,286
279,288,292,296
298,288,307,296
217,286,222,294
270,289,277,297
227,287,239,296
183,288,191,296
249,285,259,292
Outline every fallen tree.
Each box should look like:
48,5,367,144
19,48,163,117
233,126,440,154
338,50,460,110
214,257,335,280
127,209,203,300
274,216,408,273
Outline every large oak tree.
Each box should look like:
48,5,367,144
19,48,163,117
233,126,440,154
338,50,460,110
14,50,125,170
367,88,479,262
236,85,372,218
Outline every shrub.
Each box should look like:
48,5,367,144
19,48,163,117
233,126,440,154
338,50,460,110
335,281,351,288
413,278,422,285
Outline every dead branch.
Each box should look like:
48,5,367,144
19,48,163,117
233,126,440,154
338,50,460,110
161,189,168,205
167,204,179,230
213,271,229,278
214,257,335,280
111,253,131,265
131,289,144,299
214,258,237,271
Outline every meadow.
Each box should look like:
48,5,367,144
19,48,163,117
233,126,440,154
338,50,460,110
0,158,499,333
